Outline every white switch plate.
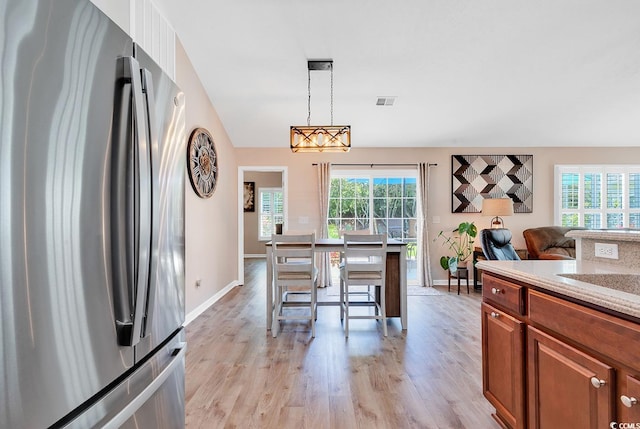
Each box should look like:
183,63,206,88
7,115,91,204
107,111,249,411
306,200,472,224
299,216,309,224
595,242,618,259
432,216,441,224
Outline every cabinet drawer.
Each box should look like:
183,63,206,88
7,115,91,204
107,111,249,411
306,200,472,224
483,274,526,315
529,290,640,372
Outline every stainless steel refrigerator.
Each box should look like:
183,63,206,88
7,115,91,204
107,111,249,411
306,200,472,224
0,0,186,427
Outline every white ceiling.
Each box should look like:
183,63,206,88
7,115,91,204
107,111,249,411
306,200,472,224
153,0,640,149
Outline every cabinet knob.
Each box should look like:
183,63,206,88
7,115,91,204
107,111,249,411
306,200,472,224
590,377,606,388
491,287,501,294
621,395,638,408
490,312,500,318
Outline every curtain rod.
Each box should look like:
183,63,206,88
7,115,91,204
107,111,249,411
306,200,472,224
311,163,437,167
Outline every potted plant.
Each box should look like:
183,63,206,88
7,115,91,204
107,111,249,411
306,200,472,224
434,221,477,273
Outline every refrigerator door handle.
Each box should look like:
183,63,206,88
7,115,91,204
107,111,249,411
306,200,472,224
140,68,158,338
101,343,186,429
131,59,153,347
114,56,151,347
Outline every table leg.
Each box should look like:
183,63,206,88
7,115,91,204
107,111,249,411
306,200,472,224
473,249,483,291
266,246,273,331
473,259,478,290
400,246,407,330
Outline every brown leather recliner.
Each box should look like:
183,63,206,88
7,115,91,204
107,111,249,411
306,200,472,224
523,226,586,260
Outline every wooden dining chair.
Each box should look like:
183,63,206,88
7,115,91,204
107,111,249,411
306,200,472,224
339,233,387,337
271,233,317,337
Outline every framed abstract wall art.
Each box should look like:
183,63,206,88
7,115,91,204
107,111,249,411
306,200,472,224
451,154,533,213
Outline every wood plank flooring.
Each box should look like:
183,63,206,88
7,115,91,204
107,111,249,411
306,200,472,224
185,259,499,429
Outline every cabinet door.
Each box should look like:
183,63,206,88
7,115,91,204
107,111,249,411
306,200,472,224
481,303,526,429
384,252,401,317
618,374,640,423
528,326,615,429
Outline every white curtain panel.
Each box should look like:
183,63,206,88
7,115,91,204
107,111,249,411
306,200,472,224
317,162,332,287
418,163,434,287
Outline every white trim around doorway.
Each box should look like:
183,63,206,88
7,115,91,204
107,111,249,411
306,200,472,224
237,166,288,285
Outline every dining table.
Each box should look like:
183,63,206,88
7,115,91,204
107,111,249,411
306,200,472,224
265,238,408,332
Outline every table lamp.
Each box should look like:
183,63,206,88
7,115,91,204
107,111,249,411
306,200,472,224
482,198,514,228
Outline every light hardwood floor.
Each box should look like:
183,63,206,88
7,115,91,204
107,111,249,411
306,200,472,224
185,259,499,429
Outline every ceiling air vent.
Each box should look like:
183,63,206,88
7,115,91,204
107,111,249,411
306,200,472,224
376,96,396,106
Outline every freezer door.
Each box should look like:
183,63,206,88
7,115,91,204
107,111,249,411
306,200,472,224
64,328,186,429
0,1,137,428
133,46,186,362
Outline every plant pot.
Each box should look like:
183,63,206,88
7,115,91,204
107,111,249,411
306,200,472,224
448,259,470,274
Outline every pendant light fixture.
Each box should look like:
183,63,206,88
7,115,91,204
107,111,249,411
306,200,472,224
290,60,351,153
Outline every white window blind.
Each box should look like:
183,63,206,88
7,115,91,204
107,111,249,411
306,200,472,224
259,188,283,240
555,165,640,228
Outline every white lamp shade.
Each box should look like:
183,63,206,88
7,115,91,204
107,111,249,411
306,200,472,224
481,198,514,216
482,198,514,228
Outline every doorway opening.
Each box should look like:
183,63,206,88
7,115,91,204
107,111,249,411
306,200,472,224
237,166,288,285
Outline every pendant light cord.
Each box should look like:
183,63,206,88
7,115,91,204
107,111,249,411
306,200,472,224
330,63,334,126
306,61,334,126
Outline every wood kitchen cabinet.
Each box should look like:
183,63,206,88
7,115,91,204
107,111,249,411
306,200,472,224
527,326,614,428
481,272,640,429
618,373,640,423
481,302,525,429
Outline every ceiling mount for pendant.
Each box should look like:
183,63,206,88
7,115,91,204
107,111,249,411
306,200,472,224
290,59,351,153
307,60,333,71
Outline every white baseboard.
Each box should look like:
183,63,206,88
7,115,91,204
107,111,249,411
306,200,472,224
185,280,242,326
432,278,477,286
244,254,266,259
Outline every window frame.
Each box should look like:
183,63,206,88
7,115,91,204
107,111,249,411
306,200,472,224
329,169,419,241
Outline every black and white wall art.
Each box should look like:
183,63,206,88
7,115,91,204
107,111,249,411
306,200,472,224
451,154,533,213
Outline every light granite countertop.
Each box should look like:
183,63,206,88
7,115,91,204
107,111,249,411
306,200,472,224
476,259,640,319
566,228,640,242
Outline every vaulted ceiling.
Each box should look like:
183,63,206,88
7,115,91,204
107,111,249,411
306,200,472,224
154,0,640,149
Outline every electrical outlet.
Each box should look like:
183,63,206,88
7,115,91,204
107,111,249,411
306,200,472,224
594,243,618,259
195,279,202,288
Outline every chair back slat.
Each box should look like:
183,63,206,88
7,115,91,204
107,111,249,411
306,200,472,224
339,229,371,238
